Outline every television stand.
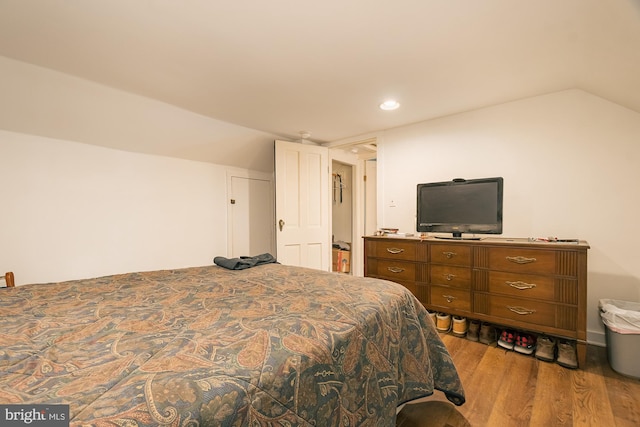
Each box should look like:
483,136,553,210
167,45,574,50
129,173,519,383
364,235,590,368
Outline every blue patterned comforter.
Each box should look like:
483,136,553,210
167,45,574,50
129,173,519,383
0,264,464,425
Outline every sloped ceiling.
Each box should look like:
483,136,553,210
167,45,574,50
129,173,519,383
0,0,639,169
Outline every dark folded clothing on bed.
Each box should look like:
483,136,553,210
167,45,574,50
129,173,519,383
213,253,278,270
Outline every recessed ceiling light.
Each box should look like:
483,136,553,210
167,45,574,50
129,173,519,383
379,100,400,111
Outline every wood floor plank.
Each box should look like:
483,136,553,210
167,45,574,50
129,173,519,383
571,346,616,426
452,344,511,425
440,334,487,379
485,350,537,427
530,361,574,426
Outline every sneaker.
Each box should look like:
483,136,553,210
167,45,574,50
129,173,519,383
498,329,516,350
452,316,468,337
535,335,556,362
467,320,481,342
436,313,452,333
514,333,537,355
427,310,437,325
556,340,578,369
479,323,497,345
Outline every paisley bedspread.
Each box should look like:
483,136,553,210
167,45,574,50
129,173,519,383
0,264,464,426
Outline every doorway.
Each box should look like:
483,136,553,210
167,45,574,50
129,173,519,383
329,139,377,276
331,160,353,274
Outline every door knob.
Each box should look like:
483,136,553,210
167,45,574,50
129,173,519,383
279,219,285,231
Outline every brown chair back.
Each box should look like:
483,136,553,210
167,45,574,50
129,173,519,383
4,271,15,287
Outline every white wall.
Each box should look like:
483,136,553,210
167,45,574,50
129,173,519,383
0,129,241,284
378,89,640,345
0,56,278,172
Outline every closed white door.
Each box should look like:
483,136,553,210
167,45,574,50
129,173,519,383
275,140,330,270
229,175,274,258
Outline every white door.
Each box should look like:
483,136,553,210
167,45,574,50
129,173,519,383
228,175,274,258
275,140,330,270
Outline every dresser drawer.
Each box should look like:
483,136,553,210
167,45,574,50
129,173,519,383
487,271,555,301
430,265,471,289
430,244,471,266
375,260,417,282
372,240,417,261
488,248,556,274
483,295,556,328
430,286,471,311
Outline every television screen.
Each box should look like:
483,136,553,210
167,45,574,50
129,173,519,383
416,177,503,238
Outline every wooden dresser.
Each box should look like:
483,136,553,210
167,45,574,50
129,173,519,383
364,236,590,367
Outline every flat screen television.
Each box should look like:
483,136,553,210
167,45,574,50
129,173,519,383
416,177,503,239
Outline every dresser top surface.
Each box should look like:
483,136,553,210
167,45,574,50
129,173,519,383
364,235,590,249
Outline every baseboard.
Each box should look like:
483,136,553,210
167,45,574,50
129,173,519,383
588,330,606,347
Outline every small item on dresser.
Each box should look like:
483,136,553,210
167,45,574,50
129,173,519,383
385,232,415,237
379,228,399,234
528,237,579,243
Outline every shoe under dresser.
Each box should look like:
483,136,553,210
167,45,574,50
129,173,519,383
364,236,590,368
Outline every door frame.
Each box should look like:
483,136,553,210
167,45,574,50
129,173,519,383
329,151,360,275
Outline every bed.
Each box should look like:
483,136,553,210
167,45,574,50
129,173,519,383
0,263,464,426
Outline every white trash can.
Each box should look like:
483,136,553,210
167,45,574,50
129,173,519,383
599,299,640,379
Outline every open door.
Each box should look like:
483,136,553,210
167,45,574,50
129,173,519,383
274,140,330,270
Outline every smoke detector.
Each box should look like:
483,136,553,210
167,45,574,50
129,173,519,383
299,131,312,140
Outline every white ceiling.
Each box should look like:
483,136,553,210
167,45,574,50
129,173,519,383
1,0,639,165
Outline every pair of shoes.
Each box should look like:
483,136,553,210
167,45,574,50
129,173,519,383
535,336,578,368
467,320,481,342
535,335,556,362
452,316,468,337
479,323,497,345
436,313,452,333
556,340,578,369
498,329,517,350
514,333,537,355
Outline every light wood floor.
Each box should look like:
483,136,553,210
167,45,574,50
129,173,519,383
404,333,640,427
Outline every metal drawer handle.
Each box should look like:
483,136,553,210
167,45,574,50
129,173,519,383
506,281,537,290
387,267,405,273
506,256,537,264
443,251,457,259
443,294,457,303
507,305,536,315
444,273,456,281
386,248,404,254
